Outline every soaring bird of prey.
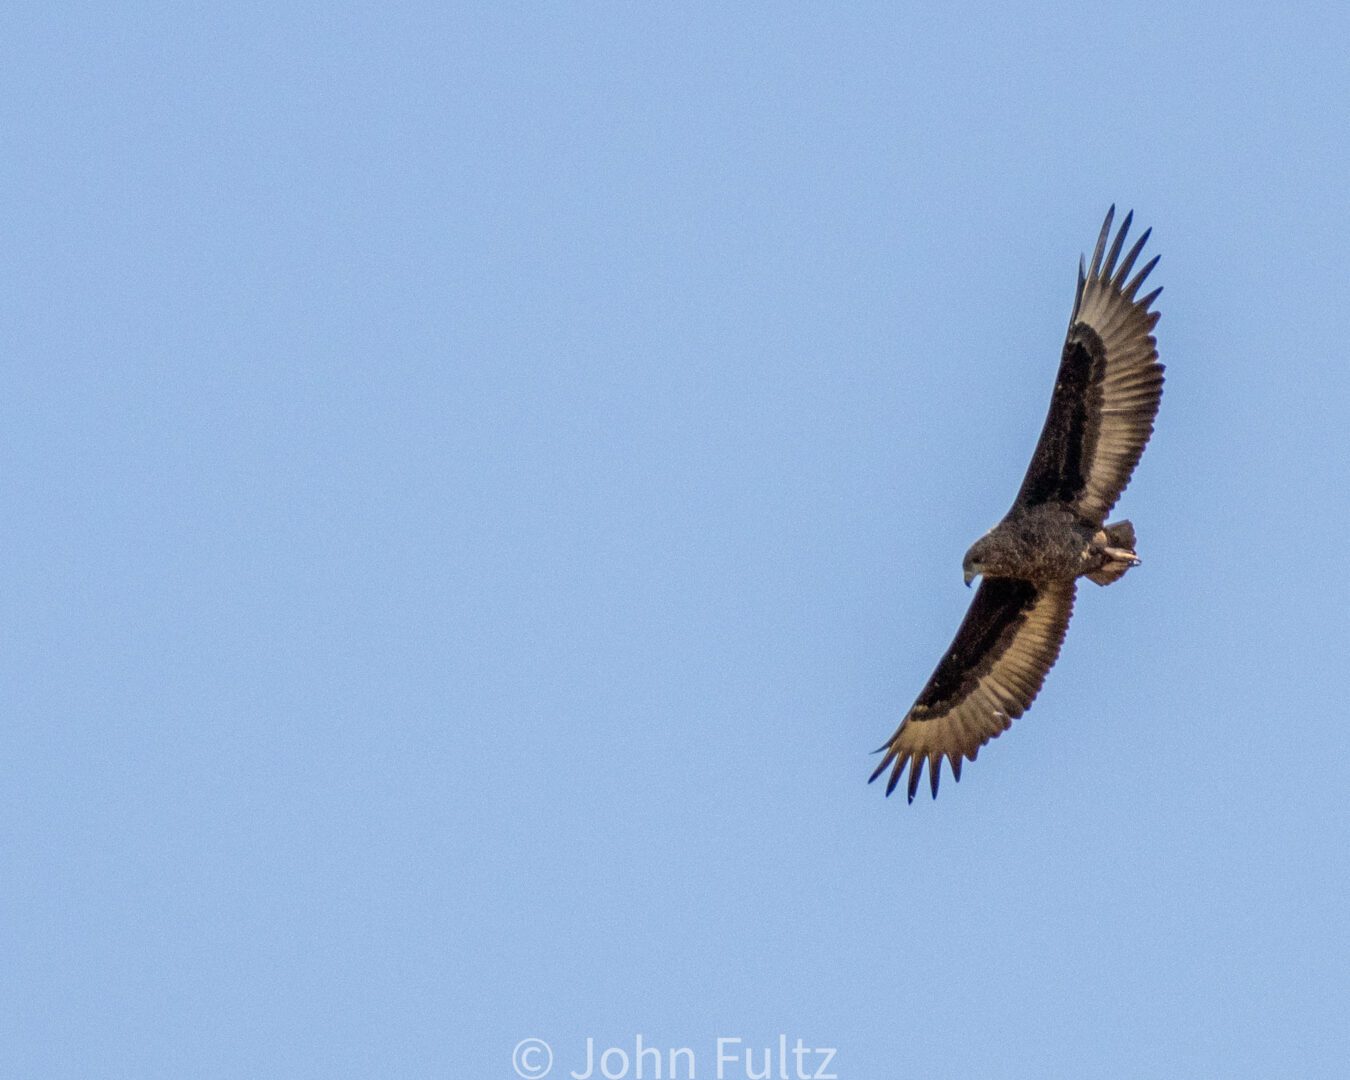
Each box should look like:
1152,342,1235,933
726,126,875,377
871,207,1164,802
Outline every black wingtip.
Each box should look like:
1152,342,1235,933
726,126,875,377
882,753,905,797
1089,206,1114,279
1102,209,1132,279
1125,253,1160,299
1072,254,1087,319
875,754,965,803
1113,227,1151,287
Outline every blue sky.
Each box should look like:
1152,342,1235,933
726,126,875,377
5,3,1349,1078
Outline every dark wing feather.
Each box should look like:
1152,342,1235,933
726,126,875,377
1014,207,1164,523
870,578,1076,801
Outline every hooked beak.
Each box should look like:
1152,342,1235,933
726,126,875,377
963,568,976,587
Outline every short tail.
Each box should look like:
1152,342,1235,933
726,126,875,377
1105,520,1136,549
1088,519,1139,586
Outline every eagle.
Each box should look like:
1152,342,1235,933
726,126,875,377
871,207,1164,802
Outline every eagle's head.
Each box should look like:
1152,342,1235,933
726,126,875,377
962,535,992,587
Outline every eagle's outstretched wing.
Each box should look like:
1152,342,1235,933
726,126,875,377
870,578,1076,801
1014,207,1164,524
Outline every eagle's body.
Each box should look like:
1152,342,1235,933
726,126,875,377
966,505,1138,587
968,506,1098,583
872,207,1164,802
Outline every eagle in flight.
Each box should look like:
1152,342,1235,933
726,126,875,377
871,207,1164,802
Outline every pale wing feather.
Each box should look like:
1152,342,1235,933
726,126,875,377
1068,208,1165,522
871,581,1077,801
1013,208,1164,522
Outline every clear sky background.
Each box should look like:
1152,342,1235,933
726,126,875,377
5,4,1349,1079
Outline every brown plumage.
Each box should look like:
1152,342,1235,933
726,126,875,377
872,207,1164,802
